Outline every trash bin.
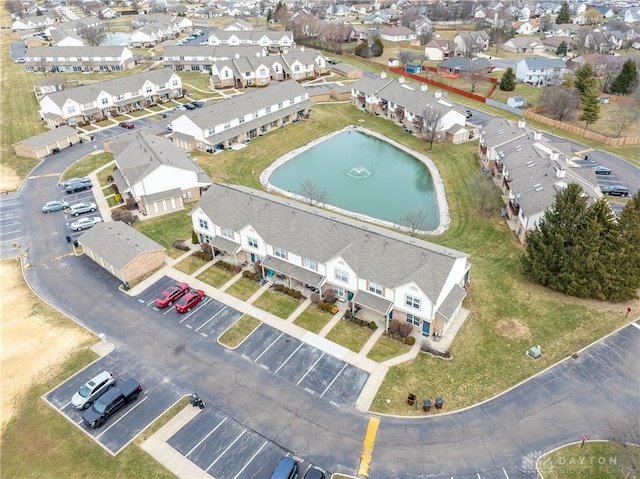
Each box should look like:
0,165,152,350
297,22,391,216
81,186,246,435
422,399,432,412
122,282,130,290
66,235,71,243
90,135,95,141
72,239,78,247
435,397,444,409
407,393,416,406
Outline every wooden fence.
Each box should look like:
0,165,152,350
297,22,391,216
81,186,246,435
523,107,640,146
389,66,488,102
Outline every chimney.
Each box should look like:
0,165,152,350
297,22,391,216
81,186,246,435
421,84,427,91
518,119,526,129
556,166,566,178
235,53,240,59
533,130,542,141
300,45,305,52
399,76,405,83
380,71,387,79
434,90,442,98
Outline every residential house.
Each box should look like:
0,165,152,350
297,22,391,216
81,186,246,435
205,30,294,51
351,73,468,140
541,36,575,53
79,222,165,283
24,46,134,73
512,19,539,35
549,23,581,37
110,132,212,217
223,19,253,31
65,16,104,33
38,68,183,127
515,56,566,85
50,25,85,46
163,45,266,72
503,37,545,54
412,17,433,35
362,10,391,24
13,125,80,159
568,1,587,16
380,25,417,42
192,182,471,337
477,118,601,244
424,39,456,61
169,80,313,152
453,31,490,55
130,14,192,31
436,57,494,77
130,23,178,47
12,13,57,31
596,7,615,19
351,3,372,15
618,8,640,24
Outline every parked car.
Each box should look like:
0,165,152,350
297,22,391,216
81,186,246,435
175,288,205,313
155,282,189,308
191,100,205,108
82,377,142,428
119,121,135,129
303,467,326,479
184,103,197,110
71,371,116,410
270,457,299,479
42,199,69,213
14,58,26,63
66,181,93,194
601,184,629,197
63,177,91,188
68,202,97,216
593,165,612,175
465,109,473,118
70,216,102,231
174,105,187,111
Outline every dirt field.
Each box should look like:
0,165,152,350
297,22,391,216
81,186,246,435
0,260,92,432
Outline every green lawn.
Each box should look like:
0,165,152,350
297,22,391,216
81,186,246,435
253,289,301,319
367,335,411,363
218,315,261,348
540,442,633,479
325,320,373,353
62,152,114,181
225,277,262,301
197,264,237,288
97,162,116,185
293,307,333,334
133,205,195,249
174,253,210,275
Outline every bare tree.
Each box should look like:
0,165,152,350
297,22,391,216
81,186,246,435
4,0,22,15
298,179,328,207
469,171,497,216
401,208,429,236
606,413,640,477
418,30,434,46
539,86,577,120
80,26,102,46
469,72,481,93
538,15,553,32
610,104,640,137
461,34,478,58
398,49,414,65
422,106,444,150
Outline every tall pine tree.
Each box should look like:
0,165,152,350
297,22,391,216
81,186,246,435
499,68,516,91
615,194,640,301
555,41,568,57
556,2,571,23
579,86,601,127
574,63,598,95
610,59,639,95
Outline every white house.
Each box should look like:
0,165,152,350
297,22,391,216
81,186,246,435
12,13,56,31
206,30,294,50
512,19,539,35
515,56,566,86
503,37,545,54
424,39,455,61
24,46,134,73
192,183,471,337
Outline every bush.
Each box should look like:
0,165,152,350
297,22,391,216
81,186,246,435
405,336,416,346
323,288,336,304
323,303,333,313
253,261,262,275
344,310,352,319
283,287,290,295
106,175,114,183
192,230,198,244
317,301,326,310
114,192,122,204
172,240,190,251
201,243,213,255
118,210,139,225
242,270,251,277
293,290,302,299
369,321,377,331
204,253,213,261
310,293,321,304
111,208,126,221
275,284,284,292
331,305,338,314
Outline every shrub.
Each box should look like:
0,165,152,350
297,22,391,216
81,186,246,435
330,305,338,315
369,321,377,330
191,230,198,244
106,175,114,183
253,261,262,275
275,284,284,292
310,293,321,304
317,301,326,310
172,240,189,251
111,208,125,221
204,253,213,261
293,290,302,299
405,336,416,346
114,192,122,204
242,270,251,277
201,243,213,255
343,310,352,319
323,303,333,313
118,210,139,225
323,288,336,304
283,287,290,295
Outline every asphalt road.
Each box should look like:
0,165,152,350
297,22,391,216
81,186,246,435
12,115,640,478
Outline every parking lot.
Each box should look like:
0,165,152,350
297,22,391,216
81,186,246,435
0,193,24,260
578,157,630,198
44,349,184,454
168,409,326,479
59,186,103,239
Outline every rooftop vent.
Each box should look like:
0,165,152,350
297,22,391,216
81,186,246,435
534,183,543,191
497,129,505,135
515,145,523,151
526,161,535,168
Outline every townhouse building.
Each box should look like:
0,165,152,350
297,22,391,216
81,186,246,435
205,30,294,50
170,80,313,152
23,46,134,73
163,45,267,72
192,183,471,337
38,68,183,127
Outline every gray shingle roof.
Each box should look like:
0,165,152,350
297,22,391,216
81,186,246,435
519,56,566,69
20,125,78,148
26,46,129,59
79,221,164,269
196,183,468,302
163,45,265,59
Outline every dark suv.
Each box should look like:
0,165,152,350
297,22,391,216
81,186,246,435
66,181,92,194
601,184,629,197
82,378,142,428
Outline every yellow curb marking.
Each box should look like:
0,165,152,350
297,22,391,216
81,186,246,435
29,173,61,179
358,416,380,477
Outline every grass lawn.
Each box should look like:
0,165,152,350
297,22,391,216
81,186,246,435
218,315,261,348
253,289,301,319
293,307,333,334
95,118,117,127
367,335,411,363
128,109,148,118
106,195,119,207
62,152,114,181
166,247,189,260
181,72,216,93
197,264,237,288
540,442,633,479
133,205,195,249
225,277,262,301
488,75,542,107
325,320,373,353
174,253,210,275
96,162,116,184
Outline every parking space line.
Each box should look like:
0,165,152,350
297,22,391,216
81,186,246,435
205,430,247,472
296,352,325,385
232,440,268,479
178,297,212,323
274,343,304,374
632,322,640,330
195,306,228,332
254,332,284,362
320,363,348,397
97,396,148,438
186,417,228,458
502,467,509,478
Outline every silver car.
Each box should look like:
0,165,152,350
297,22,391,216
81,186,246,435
70,216,102,231
63,177,91,188
71,371,116,409
68,202,97,216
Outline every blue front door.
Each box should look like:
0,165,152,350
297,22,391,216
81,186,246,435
422,321,430,336
250,253,255,263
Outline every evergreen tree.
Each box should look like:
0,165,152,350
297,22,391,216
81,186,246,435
615,194,640,301
610,59,639,95
372,38,384,57
499,67,516,91
574,63,598,95
579,86,601,127
555,2,571,23
555,41,568,57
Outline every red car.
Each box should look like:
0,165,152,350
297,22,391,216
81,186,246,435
119,121,135,129
175,288,205,313
154,282,189,308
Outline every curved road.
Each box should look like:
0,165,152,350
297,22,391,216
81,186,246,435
12,136,640,478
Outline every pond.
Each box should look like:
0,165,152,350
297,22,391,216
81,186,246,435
262,127,449,233
99,32,131,47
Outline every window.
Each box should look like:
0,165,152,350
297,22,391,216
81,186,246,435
369,282,383,295
277,102,283,109
199,219,209,230
334,268,348,283
100,97,109,105
239,116,245,124
333,285,345,298
224,121,230,130
303,258,317,270
145,86,153,94
405,295,421,310
294,64,300,72
266,106,271,113
221,227,233,239
406,313,420,326
67,105,76,114
274,246,286,259
247,236,258,248
253,111,258,119
171,79,179,86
